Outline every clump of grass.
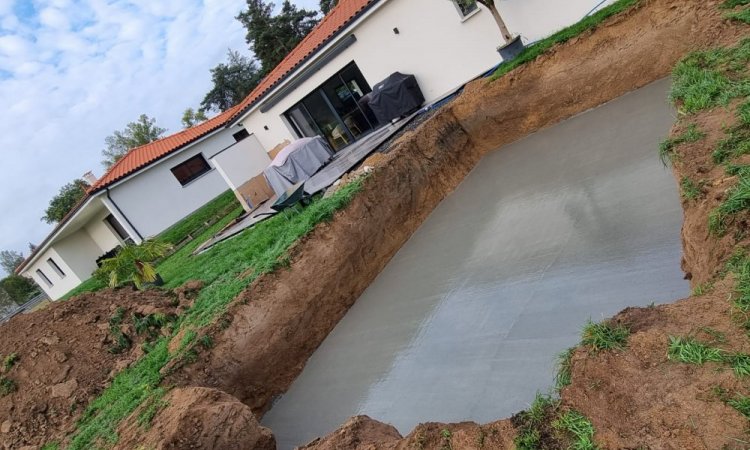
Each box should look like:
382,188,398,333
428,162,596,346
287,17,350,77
41,443,60,450
659,124,705,165
692,281,715,296
727,8,750,24
440,429,453,450
555,347,576,391
709,172,750,235
712,124,750,164
553,410,599,450
729,353,750,377
581,320,629,351
667,336,724,364
728,394,750,417
514,394,559,450
3,353,19,372
739,100,750,126
722,0,750,8
670,39,750,114
681,177,705,201
0,376,16,396
491,0,641,80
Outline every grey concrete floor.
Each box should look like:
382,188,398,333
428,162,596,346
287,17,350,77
262,78,690,449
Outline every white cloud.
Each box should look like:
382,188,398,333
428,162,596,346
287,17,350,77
0,0,320,263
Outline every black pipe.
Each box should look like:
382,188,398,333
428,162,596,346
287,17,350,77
106,188,144,242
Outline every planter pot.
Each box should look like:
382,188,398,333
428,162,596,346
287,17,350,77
497,35,525,61
151,273,165,287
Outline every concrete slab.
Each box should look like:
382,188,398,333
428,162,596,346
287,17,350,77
261,78,690,449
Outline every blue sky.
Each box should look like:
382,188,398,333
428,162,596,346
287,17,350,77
0,0,320,273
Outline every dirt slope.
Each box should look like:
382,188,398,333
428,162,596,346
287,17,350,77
0,287,193,448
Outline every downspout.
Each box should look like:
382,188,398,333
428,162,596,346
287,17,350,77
106,187,144,242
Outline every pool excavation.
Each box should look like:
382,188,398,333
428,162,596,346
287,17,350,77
263,78,689,449
1,0,749,448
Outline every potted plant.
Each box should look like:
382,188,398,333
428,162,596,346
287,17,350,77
475,0,525,60
95,240,173,290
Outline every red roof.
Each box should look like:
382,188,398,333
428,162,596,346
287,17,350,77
90,104,242,192
228,0,377,124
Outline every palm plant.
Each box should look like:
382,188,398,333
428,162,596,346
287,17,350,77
96,240,173,290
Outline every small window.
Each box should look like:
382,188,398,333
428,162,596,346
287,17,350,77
453,0,478,17
233,129,250,142
47,258,65,278
36,269,53,288
170,154,211,186
105,214,130,242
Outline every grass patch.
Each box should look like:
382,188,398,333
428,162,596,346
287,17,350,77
713,124,750,164
729,353,750,377
722,0,750,8
553,410,599,450
41,443,60,450
581,320,629,351
681,176,705,201
728,394,750,417
727,7,750,24
659,124,705,165
667,336,724,364
709,171,750,235
514,393,559,450
67,178,365,447
491,0,641,80
2,353,19,372
136,387,168,429
670,39,750,114
555,347,576,391
157,190,240,247
692,281,715,296
0,376,16,396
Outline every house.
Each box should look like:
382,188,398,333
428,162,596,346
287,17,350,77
17,0,611,300
16,106,271,300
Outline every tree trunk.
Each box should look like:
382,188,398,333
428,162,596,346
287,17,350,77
477,0,513,43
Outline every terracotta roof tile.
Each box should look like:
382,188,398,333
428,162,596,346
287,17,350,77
228,0,377,123
90,104,242,192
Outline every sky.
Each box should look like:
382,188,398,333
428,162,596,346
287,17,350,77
0,0,320,273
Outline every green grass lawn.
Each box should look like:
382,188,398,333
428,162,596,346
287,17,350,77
66,178,365,449
491,0,641,80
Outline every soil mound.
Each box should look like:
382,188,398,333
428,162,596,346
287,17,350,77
115,387,275,450
0,287,185,448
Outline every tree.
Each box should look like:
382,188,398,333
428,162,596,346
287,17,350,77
236,0,320,74
42,179,89,224
0,288,18,319
475,0,513,42
0,275,39,303
320,0,338,14
102,114,167,168
181,108,209,128
0,250,23,275
199,50,264,113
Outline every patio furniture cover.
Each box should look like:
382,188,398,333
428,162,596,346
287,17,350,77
263,136,334,197
369,72,425,124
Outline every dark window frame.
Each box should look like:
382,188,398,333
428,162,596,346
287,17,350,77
453,0,479,17
170,154,212,186
47,258,66,278
233,129,250,142
105,214,130,242
36,269,53,287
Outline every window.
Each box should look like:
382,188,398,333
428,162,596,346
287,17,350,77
453,0,478,17
233,129,250,142
47,258,65,278
170,154,211,186
105,214,130,242
36,269,53,287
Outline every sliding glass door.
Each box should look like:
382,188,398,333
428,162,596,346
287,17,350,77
285,62,378,151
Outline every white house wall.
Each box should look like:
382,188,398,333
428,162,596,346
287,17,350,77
107,127,240,239
236,0,614,152
25,234,100,301
210,134,271,191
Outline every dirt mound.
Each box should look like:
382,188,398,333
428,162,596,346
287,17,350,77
298,416,402,450
114,387,275,450
0,287,186,448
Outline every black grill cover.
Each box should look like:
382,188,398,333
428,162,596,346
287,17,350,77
369,72,425,124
